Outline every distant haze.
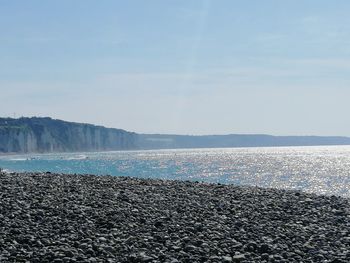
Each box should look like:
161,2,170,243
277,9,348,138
1,1,350,136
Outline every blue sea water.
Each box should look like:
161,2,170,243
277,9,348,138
1,146,350,197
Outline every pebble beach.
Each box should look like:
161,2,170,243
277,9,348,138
0,172,349,262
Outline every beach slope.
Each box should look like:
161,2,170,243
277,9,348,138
0,172,349,262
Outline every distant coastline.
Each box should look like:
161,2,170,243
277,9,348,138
1,117,350,154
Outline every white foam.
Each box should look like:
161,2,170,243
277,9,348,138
67,155,88,160
9,158,27,161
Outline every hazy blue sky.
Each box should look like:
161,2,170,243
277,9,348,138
1,1,350,135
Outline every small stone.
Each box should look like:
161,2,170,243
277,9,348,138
139,252,153,262
273,255,283,261
245,242,257,252
98,237,107,242
64,250,75,257
232,254,245,262
171,246,181,251
259,243,269,253
184,244,196,252
261,253,269,261
154,221,163,228
222,255,233,262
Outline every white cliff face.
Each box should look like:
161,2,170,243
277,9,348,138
0,118,136,153
26,131,38,152
0,128,36,153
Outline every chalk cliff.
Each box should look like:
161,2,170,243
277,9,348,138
0,117,136,153
1,117,350,153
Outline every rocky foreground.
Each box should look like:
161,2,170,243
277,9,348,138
0,172,349,263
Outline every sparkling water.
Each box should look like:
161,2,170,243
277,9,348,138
1,145,350,197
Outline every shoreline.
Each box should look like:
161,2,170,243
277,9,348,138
0,172,349,262
1,143,350,158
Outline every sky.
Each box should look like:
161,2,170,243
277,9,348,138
1,0,350,136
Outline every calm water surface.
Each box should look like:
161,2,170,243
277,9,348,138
1,146,350,197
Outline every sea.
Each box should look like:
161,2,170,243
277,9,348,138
1,145,350,197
